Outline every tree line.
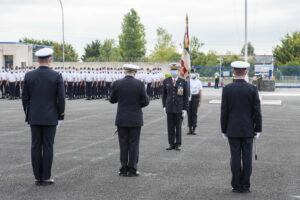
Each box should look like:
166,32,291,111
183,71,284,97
19,8,300,72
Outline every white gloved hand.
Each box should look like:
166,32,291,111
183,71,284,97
56,120,62,129
254,132,261,140
182,110,187,118
163,107,166,113
222,133,228,140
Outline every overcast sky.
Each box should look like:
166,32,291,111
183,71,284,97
1,0,299,57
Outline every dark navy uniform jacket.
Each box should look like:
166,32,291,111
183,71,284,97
221,79,262,138
110,76,149,127
162,77,189,114
22,66,65,125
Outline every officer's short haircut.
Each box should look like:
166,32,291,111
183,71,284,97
233,68,247,76
125,69,136,74
38,56,51,62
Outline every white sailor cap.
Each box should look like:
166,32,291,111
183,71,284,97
35,48,54,58
123,64,140,71
231,61,250,69
169,63,181,70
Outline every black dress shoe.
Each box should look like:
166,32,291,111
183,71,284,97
119,167,129,177
35,180,42,186
175,146,181,151
41,179,55,186
166,146,175,150
127,171,140,177
119,171,128,177
242,189,251,193
231,188,243,193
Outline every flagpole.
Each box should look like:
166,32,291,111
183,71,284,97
244,0,248,62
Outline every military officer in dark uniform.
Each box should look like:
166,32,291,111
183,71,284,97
22,48,65,186
110,64,149,177
162,63,189,151
221,61,262,193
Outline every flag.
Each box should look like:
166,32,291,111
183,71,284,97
180,14,191,78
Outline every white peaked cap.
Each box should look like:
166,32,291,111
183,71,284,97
35,48,54,58
123,64,140,71
231,61,250,69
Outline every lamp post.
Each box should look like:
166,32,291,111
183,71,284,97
58,0,65,67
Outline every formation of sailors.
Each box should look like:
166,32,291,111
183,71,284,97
0,66,165,101
0,66,31,100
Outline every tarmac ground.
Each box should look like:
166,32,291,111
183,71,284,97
0,88,299,200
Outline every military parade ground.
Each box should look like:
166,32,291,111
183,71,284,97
0,88,299,200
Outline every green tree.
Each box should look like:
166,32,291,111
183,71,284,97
19,38,79,62
149,27,180,62
81,40,102,62
190,36,204,65
99,39,122,61
222,53,243,66
118,8,146,62
273,31,300,66
241,42,255,56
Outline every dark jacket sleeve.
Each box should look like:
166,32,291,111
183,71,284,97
109,81,118,104
183,80,189,111
221,87,228,133
21,74,30,120
140,82,149,108
57,74,66,120
162,79,167,108
253,87,262,132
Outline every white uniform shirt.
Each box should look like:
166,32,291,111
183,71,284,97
7,71,17,82
145,73,152,83
0,70,6,81
20,71,25,81
105,72,113,82
85,72,94,82
190,78,203,95
66,72,73,82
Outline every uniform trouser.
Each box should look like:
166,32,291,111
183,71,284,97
30,125,56,181
146,83,151,97
97,85,101,98
0,81,6,97
67,82,74,99
92,84,97,98
74,83,79,98
20,81,24,97
188,94,200,128
117,127,141,171
106,82,112,98
154,85,158,98
228,138,253,190
9,82,15,98
86,82,92,98
80,84,85,97
5,82,9,96
15,82,20,98
167,113,182,147
100,85,105,98
158,85,163,98
215,78,219,88
64,83,69,97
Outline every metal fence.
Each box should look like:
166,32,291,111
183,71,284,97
194,66,300,88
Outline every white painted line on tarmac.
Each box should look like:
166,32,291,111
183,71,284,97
260,93,300,97
209,99,282,105
291,195,300,199
0,114,168,174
